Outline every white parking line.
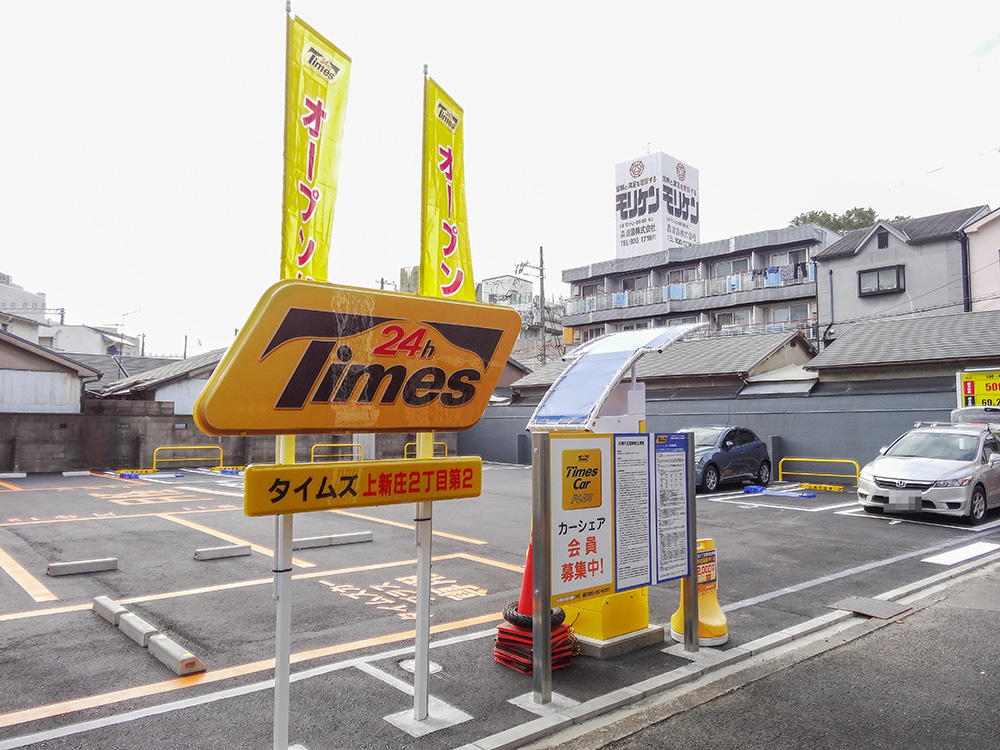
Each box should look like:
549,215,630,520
709,497,857,513
837,507,1000,532
922,542,1000,565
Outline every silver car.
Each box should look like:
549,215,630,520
857,422,1000,524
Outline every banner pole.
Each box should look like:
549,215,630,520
413,432,434,720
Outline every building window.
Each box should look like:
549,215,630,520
667,266,698,284
771,303,809,324
621,275,649,292
877,230,889,249
858,265,904,296
712,258,749,277
768,248,809,267
578,282,604,298
578,326,604,343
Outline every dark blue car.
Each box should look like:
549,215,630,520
684,425,771,492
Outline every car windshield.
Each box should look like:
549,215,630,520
691,427,726,448
885,431,979,462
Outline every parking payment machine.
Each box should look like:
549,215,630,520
522,326,706,694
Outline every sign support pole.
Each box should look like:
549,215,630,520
273,435,295,750
531,431,552,702
682,431,699,652
413,432,434,720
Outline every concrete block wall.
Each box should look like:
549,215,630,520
1,405,460,474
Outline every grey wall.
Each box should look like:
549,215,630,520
459,383,957,482
3,385,956,479
1,399,458,473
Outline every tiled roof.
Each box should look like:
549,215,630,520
98,348,227,396
512,331,808,389
65,353,179,390
807,309,1000,370
813,206,989,260
0,330,100,377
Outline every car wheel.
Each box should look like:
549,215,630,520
701,465,719,493
967,486,988,525
756,461,771,486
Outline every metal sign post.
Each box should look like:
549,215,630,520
273,435,295,750
531,431,552,702
682,431,699,652
413,432,434,720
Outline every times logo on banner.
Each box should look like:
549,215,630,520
614,152,700,260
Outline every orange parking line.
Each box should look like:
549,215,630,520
0,546,58,602
0,611,502,730
0,507,240,528
330,509,488,545
0,480,24,491
158,514,316,569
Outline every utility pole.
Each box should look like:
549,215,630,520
516,246,548,365
376,278,397,291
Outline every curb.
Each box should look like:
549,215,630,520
458,550,1000,750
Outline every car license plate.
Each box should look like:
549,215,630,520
887,490,921,511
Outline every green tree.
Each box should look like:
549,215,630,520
790,207,910,233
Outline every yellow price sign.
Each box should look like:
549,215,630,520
243,457,482,517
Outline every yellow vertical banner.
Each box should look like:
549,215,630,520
280,14,351,282
420,76,475,300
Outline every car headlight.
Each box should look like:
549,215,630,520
933,476,973,488
859,468,874,482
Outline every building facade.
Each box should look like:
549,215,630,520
966,207,1000,313
811,206,990,345
477,274,564,369
561,224,839,346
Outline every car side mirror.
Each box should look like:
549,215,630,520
990,452,1000,466
724,440,735,450
878,446,888,455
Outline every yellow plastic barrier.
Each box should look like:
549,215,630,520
310,443,364,462
671,538,728,646
152,445,224,472
403,441,448,459
778,457,859,485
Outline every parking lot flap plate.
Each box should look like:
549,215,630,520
828,596,912,619
194,280,521,435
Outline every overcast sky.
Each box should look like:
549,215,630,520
2,1,998,356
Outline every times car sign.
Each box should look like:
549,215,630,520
194,280,521,435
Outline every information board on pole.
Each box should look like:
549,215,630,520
652,434,690,583
613,434,652,592
548,432,690,607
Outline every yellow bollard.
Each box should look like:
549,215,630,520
670,538,728,645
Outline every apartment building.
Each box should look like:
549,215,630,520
561,224,839,346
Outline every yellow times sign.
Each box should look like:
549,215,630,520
193,280,520,435
244,457,482,517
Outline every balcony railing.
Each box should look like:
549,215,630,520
688,318,818,339
564,262,816,316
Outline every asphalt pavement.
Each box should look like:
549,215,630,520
2,469,1000,749
522,555,1000,750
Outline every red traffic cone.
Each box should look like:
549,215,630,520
517,542,534,617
